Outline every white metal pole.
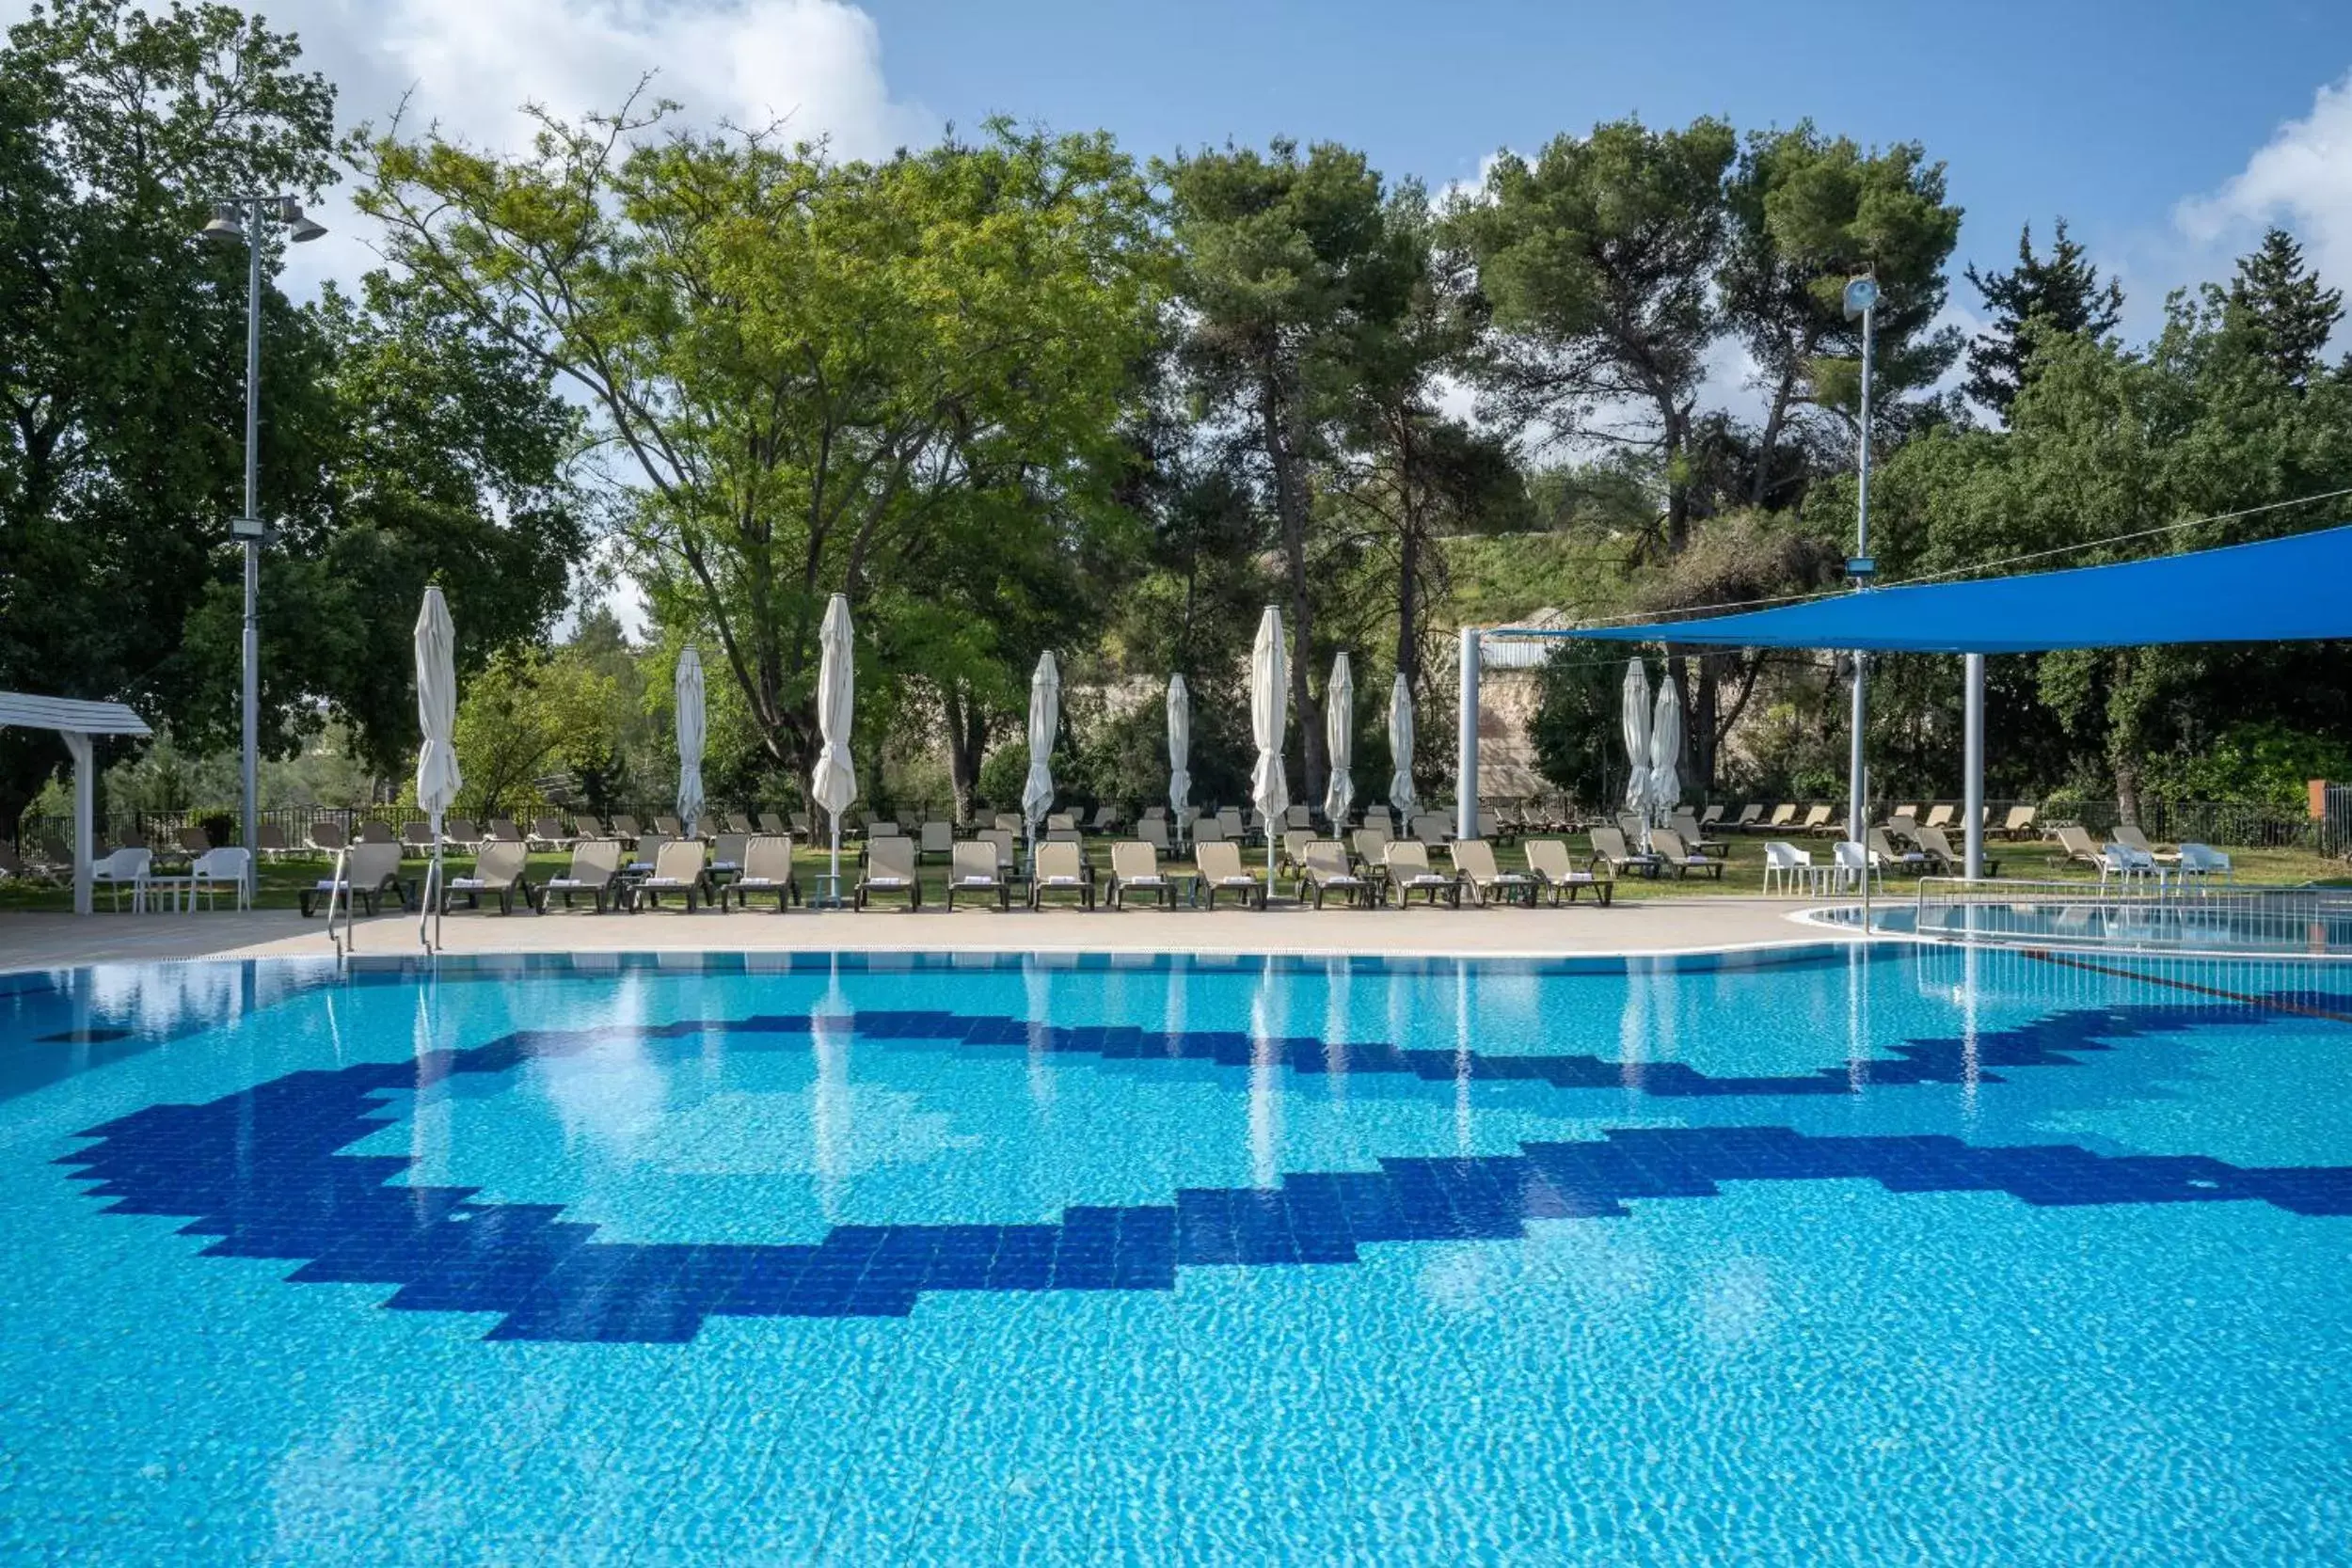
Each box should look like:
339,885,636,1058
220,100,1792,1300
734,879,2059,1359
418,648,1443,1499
1457,627,1480,841
1847,301,1874,847
1963,652,1985,879
65,730,93,916
240,197,263,901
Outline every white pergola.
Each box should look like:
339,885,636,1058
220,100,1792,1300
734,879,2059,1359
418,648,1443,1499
0,692,153,915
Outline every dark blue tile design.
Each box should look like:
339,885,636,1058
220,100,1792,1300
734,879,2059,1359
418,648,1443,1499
55,1000,2352,1342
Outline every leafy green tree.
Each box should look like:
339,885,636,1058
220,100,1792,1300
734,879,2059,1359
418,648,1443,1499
0,0,336,835
1962,218,2124,417
1446,117,1738,553
1159,138,1418,807
1720,124,1963,504
1327,181,1525,692
358,108,1166,788
448,646,621,821
2219,227,2343,390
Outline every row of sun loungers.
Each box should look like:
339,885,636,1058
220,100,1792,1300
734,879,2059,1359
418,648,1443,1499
303,832,1623,917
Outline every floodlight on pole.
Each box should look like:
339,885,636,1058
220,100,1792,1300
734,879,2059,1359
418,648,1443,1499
198,193,327,896
1843,273,1878,847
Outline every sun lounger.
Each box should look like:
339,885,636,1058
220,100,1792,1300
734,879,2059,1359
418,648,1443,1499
1194,841,1265,909
1450,839,1539,907
757,812,787,835
1522,838,1613,905
1866,827,1928,877
1797,804,1836,836
1762,803,1798,832
2054,824,2105,869
358,820,399,845
485,817,526,845
625,840,707,911
1650,828,1724,880
1029,840,1094,910
1913,825,1994,878
309,822,348,853
2111,824,2179,864
574,814,608,839
789,811,814,837
2001,805,2039,840
627,833,671,875
1410,813,1451,847
724,813,754,834
722,835,800,911
946,840,1009,910
300,842,407,916
1089,804,1123,834
1729,804,1765,833
1350,827,1391,868
252,823,291,861
536,840,621,911
709,833,750,886
1138,817,1171,852
527,816,574,850
1380,840,1461,908
443,840,532,914
1923,804,1954,830
610,815,642,847
1588,826,1661,879
1106,841,1173,909
1191,816,1227,845
1297,838,1372,909
855,835,921,910
919,821,955,864
1668,811,1729,858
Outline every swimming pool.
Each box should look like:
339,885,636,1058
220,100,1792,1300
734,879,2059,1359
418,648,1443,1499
4,945,2348,1563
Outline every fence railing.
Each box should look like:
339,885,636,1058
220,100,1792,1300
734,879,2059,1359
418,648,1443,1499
1908,877,2352,958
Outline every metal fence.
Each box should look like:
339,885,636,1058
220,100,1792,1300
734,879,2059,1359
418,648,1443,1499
1909,877,2352,958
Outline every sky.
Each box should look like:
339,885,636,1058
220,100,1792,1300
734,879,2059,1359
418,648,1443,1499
91,0,2335,336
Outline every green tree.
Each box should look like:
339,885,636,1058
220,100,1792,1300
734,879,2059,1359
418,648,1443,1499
2219,227,2343,390
1159,138,1417,807
358,108,1166,787
448,646,621,821
1962,218,2124,417
0,0,336,835
1720,124,1963,504
1446,117,1739,553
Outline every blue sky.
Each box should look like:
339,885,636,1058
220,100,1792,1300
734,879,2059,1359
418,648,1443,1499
857,0,2352,320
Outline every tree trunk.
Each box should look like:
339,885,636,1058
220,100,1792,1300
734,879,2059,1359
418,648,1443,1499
1393,412,1423,689
1260,375,1326,807
941,683,987,826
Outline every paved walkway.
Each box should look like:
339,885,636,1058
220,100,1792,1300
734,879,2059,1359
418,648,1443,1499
0,897,1857,972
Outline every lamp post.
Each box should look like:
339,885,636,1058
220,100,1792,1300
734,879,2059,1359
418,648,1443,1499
1842,274,1878,847
201,196,326,893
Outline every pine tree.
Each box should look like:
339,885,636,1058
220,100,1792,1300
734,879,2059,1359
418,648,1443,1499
1963,218,2125,418
2226,227,2342,388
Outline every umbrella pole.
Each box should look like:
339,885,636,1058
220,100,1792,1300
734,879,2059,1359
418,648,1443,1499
829,816,842,908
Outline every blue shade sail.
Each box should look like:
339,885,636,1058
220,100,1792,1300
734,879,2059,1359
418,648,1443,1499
1533,522,2352,652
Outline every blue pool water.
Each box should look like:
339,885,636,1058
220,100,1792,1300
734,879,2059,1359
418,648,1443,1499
3,945,2349,1563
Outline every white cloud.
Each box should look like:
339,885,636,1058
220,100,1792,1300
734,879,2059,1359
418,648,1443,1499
0,0,932,300
2175,69,2352,302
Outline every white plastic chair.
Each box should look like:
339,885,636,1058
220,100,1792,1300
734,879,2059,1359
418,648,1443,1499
1761,840,1813,897
1831,840,1881,895
189,847,252,911
91,847,152,911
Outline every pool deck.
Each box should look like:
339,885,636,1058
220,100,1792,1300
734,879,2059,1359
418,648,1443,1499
0,897,1860,972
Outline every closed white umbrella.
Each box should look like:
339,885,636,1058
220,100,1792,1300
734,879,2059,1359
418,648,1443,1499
1023,651,1060,873
1388,673,1417,818
810,594,858,900
675,644,706,837
1323,652,1355,829
1648,676,1683,824
1620,658,1652,819
413,586,461,950
1249,607,1288,895
1167,673,1192,832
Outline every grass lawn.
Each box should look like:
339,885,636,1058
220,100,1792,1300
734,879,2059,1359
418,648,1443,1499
3,832,2343,917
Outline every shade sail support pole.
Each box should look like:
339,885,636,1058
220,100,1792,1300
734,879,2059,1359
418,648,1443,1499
1457,628,1480,841
1963,653,1985,879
